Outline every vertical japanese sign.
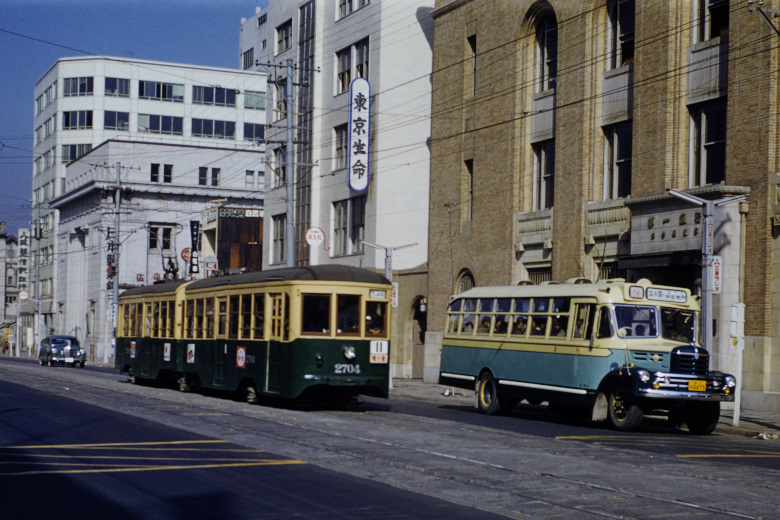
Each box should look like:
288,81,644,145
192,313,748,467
189,221,200,274
348,77,370,192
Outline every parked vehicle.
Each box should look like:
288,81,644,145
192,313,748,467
39,335,86,368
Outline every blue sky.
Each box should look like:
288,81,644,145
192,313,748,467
0,0,268,236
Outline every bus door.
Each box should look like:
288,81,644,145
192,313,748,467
265,293,286,393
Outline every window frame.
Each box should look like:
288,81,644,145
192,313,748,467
533,140,555,210
603,121,632,199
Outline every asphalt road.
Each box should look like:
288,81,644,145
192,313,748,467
1,357,779,519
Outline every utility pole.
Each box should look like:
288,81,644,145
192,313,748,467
262,59,319,267
109,161,121,363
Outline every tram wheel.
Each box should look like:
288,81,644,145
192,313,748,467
477,372,502,415
607,386,643,431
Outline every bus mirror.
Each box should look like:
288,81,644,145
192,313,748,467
617,327,627,339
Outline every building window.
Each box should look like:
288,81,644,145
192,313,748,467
148,226,173,252
193,86,236,107
211,168,220,187
273,214,286,264
242,48,254,70
533,140,555,210
337,47,351,94
535,13,558,92
63,110,93,130
464,159,474,221
244,91,265,110
333,196,366,256
335,124,348,170
62,144,91,163
151,164,173,184
105,77,129,97
467,34,477,97
199,167,208,186
277,20,292,53
456,270,475,293
139,80,184,102
273,84,287,122
690,98,727,186
192,119,235,139
339,0,352,19
244,123,265,142
695,0,729,43
355,39,369,79
258,14,267,26
603,122,632,199
104,111,129,130
608,0,635,69
274,147,286,187
138,114,183,135
527,268,552,285
245,170,256,190
63,77,93,96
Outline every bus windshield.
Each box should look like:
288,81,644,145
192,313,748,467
613,304,697,343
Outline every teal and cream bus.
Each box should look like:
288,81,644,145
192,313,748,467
115,265,392,403
439,278,735,433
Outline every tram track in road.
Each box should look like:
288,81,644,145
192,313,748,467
1,358,776,520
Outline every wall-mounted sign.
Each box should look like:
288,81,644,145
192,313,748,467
348,77,370,193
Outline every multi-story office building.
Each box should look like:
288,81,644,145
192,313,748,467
32,57,267,361
0,223,18,328
427,0,780,412
239,1,434,378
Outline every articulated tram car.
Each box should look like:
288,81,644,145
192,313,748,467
115,265,392,402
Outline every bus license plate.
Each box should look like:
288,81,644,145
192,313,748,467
688,380,706,392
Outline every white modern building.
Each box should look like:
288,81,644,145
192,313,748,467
239,0,434,379
32,56,267,361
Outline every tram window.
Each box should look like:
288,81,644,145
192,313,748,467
366,301,388,337
337,294,361,335
241,296,252,338
152,302,160,337
144,303,152,337
229,295,240,339
302,294,330,334
186,300,195,338
196,299,205,338
253,294,265,339
121,305,129,336
218,298,228,337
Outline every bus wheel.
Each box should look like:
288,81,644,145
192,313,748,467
477,372,502,415
685,402,720,435
607,387,643,431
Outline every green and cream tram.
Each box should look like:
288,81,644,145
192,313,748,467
439,278,736,433
115,265,392,402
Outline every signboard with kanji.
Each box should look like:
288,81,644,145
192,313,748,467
347,77,370,192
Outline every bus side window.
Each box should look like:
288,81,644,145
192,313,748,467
572,303,594,338
596,307,613,338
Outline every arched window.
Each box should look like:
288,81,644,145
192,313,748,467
535,12,558,92
456,270,475,293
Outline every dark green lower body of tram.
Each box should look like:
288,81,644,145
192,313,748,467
115,336,389,401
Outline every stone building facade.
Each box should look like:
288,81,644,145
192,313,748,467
427,0,780,412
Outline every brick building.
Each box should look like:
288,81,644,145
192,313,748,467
426,1,780,412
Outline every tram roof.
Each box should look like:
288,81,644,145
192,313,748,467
186,264,390,291
119,279,190,298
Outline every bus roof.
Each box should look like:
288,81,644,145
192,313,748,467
452,278,696,307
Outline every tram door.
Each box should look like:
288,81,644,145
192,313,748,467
264,293,285,393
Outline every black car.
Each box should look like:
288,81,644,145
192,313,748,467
38,335,86,368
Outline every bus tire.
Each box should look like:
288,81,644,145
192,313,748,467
477,372,502,415
607,386,643,431
685,402,720,435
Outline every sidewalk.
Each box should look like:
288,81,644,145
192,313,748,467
389,378,780,440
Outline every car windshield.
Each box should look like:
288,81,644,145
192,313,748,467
613,305,658,337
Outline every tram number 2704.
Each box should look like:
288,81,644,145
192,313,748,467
335,364,361,374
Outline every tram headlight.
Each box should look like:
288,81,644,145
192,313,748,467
724,375,736,389
343,345,357,360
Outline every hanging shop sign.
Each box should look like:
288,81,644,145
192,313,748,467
347,77,371,193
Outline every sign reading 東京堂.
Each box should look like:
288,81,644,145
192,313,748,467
348,77,370,192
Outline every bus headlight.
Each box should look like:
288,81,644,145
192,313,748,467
724,375,736,389
637,369,651,383
343,345,357,360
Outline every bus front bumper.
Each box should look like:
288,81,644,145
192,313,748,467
636,370,736,402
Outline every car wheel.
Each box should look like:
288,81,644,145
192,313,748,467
607,386,643,431
79,361,86,368
48,356,54,367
